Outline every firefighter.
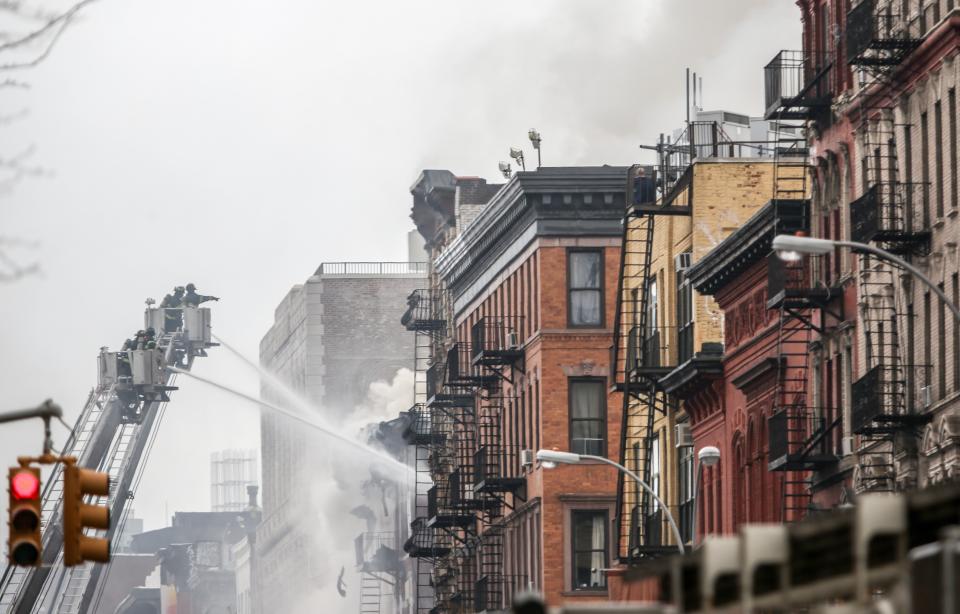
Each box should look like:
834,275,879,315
160,286,185,308
183,283,219,307
160,286,185,332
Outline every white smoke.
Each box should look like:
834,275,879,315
290,368,414,614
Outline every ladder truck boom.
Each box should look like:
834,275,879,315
0,305,216,614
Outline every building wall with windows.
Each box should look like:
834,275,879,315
610,160,775,597
791,0,960,504
433,166,627,607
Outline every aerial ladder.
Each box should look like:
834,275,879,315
0,303,216,613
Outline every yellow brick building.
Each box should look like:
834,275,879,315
612,157,777,560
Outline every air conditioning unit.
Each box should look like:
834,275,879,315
675,252,692,272
520,449,534,467
675,423,693,448
505,330,521,350
921,385,933,409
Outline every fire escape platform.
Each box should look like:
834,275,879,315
473,476,526,495
426,393,475,409
766,286,845,310
426,513,475,529
630,203,691,217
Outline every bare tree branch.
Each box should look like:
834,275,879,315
0,238,41,282
0,107,27,125
0,78,28,88
0,0,96,54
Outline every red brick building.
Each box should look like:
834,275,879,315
404,166,627,610
685,200,818,535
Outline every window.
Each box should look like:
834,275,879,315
571,510,608,590
951,89,958,212
568,250,603,326
904,116,914,231
925,292,932,390
676,253,694,363
643,433,663,547
569,379,606,455
939,283,947,399
954,274,960,393
936,100,944,218
648,433,661,511
643,277,660,367
678,443,694,543
922,112,930,227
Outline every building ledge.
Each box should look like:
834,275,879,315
661,345,724,398
731,357,783,391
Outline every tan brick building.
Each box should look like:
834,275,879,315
608,151,778,597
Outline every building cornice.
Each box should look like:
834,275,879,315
435,166,628,310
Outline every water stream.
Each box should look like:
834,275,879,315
168,366,411,478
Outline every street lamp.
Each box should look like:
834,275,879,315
772,234,960,324
528,129,542,168
691,445,720,548
509,147,526,171
535,449,685,554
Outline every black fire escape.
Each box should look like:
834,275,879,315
763,48,843,522
846,0,928,493
469,316,528,608
401,288,449,614
407,310,527,614
612,163,689,563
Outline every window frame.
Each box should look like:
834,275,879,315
570,509,609,591
677,442,694,543
676,254,694,364
567,248,605,328
568,378,608,457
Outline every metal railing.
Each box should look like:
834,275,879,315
316,261,428,276
764,50,834,115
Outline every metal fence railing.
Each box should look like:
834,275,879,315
316,261,428,276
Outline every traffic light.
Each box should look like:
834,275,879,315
8,466,42,566
62,464,110,566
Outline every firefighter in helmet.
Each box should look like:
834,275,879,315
160,286,186,332
183,283,219,307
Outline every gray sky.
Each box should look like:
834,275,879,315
0,0,800,532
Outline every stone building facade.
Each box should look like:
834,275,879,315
256,260,425,614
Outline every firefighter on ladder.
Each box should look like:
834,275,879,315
183,283,219,307
160,286,185,332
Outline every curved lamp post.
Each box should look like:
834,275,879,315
772,234,960,324
535,449,685,554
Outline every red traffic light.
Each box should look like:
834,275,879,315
11,470,40,500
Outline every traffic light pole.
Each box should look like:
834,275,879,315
0,400,63,455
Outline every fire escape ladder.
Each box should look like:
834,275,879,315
766,130,842,521
615,162,693,562
847,12,932,493
401,285,451,614
614,206,656,563
474,524,524,613
359,572,384,614
772,299,816,523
